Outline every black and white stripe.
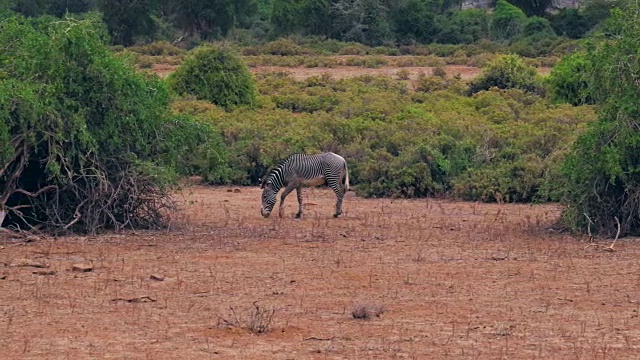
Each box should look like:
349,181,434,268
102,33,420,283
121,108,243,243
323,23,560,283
260,152,349,218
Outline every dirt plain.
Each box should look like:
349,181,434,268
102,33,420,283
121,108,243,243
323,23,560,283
1,186,640,359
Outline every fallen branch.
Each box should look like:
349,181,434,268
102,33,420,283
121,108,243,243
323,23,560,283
585,216,621,252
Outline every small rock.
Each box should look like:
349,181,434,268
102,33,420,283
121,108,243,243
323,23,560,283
233,188,241,193
10,259,47,268
33,270,56,276
71,264,93,272
491,253,508,261
0,274,6,280
150,274,165,281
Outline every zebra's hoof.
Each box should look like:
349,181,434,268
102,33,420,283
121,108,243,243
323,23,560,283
295,213,302,219
333,213,341,218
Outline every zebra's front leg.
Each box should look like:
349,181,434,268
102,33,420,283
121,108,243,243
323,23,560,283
279,183,297,218
295,186,303,218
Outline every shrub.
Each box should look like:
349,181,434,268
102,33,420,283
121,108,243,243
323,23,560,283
168,46,257,110
560,4,640,236
338,44,370,55
0,16,179,233
467,54,544,96
260,38,311,56
129,41,184,56
491,0,527,41
549,8,591,39
547,52,593,106
436,9,491,44
414,75,446,93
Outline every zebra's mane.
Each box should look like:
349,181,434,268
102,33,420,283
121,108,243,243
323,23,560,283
260,157,291,189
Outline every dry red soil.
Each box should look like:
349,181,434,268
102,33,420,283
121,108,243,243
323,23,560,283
1,186,640,359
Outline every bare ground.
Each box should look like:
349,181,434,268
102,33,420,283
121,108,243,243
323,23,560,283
1,186,640,359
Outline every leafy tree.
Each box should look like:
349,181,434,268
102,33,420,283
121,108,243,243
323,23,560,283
162,0,257,39
390,0,440,44
331,0,393,46
299,0,332,36
436,8,490,44
46,0,95,17
441,0,464,12
549,8,592,39
0,15,185,232
560,3,640,236
97,0,158,45
168,46,257,110
582,0,624,25
270,0,299,35
491,0,527,41
506,0,552,17
468,54,544,96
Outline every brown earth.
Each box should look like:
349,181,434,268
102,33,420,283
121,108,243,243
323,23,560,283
1,186,640,359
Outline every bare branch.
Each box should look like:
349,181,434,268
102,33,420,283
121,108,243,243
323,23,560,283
12,185,58,198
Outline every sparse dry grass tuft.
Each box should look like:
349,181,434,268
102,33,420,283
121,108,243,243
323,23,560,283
351,303,385,320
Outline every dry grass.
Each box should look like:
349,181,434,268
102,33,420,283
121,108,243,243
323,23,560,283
1,186,640,359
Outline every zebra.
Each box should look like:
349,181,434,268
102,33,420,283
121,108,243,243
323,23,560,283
260,152,350,218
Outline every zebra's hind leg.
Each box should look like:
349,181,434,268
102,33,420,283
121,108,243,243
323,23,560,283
295,186,303,218
333,191,345,218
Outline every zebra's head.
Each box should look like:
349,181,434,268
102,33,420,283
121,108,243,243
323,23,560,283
260,180,277,218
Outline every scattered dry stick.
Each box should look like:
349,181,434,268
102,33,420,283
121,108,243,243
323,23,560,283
585,215,621,252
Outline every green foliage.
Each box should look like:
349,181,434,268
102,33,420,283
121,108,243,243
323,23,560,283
549,8,592,39
97,0,157,46
331,0,393,46
160,112,233,184
505,0,553,17
260,38,310,55
560,4,640,236
270,0,299,36
547,52,593,106
436,9,491,44
468,54,544,96
0,15,187,232
163,0,257,40
173,70,596,202
391,0,440,44
491,0,527,41
168,46,257,110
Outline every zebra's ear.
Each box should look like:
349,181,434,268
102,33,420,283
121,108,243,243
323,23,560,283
258,178,264,189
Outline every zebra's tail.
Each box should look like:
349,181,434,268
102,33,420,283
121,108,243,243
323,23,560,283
344,163,350,193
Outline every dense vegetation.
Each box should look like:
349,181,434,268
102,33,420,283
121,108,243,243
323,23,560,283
2,0,621,50
0,16,225,233
558,3,640,236
1,0,636,237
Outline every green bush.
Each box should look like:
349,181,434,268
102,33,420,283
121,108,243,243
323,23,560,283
468,54,544,96
260,38,312,56
549,8,591,39
560,4,640,236
175,71,595,202
436,9,491,44
547,52,593,106
0,15,180,232
168,46,257,110
491,0,527,41
160,113,233,184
